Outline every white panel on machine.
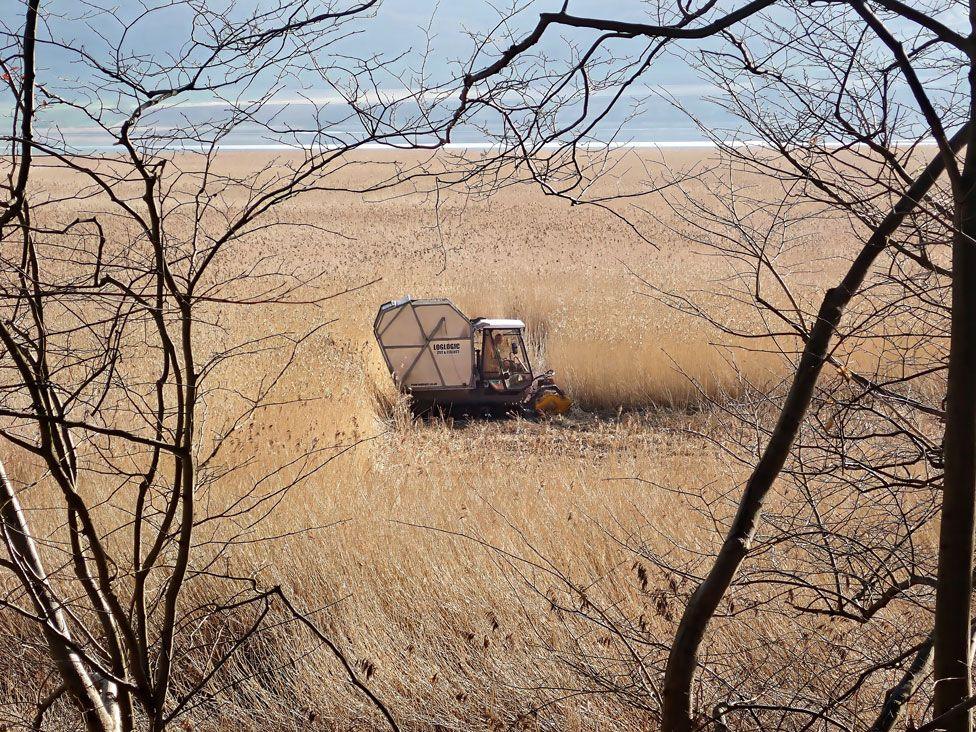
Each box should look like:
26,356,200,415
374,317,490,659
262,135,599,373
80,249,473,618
374,298,475,390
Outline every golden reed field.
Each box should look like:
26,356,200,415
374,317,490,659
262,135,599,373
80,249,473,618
4,149,878,730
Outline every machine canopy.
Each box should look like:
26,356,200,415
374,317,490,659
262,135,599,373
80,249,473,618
473,318,526,330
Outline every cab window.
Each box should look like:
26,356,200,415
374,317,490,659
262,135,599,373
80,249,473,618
481,330,530,382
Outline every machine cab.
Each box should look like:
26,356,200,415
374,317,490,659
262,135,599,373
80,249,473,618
473,319,533,392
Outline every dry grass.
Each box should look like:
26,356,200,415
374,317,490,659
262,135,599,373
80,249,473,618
4,150,869,730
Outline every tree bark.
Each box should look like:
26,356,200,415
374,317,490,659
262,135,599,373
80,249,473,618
933,114,976,732
869,637,934,732
0,460,118,732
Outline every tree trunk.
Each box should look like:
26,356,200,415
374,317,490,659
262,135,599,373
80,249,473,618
933,118,976,732
869,636,934,732
662,286,849,732
660,125,971,732
0,459,119,732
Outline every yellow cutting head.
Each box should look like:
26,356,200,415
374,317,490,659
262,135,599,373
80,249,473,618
533,390,572,416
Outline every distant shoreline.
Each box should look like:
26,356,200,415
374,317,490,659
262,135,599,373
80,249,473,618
33,138,939,154
36,140,726,153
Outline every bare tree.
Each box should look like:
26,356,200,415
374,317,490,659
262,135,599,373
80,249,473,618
0,1,441,729
444,0,972,730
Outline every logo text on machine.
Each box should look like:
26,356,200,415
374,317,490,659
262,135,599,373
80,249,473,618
433,342,461,354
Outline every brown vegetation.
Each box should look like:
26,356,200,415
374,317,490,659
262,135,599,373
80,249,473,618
2,149,885,730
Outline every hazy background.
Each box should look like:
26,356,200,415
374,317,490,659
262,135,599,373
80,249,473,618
1,0,946,149
0,0,741,149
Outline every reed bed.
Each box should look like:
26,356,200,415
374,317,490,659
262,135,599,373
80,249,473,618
1,150,867,730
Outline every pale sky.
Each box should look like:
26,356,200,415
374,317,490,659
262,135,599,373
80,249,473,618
1,0,948,146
